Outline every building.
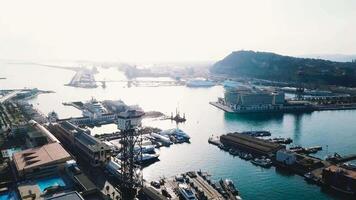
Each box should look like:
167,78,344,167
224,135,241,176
220,132,284,156
26,120,59,147
224,86,285,110
25,131,48,148
117,109,145,131
276,149,297,165
48,121,112,167
12,142,72,178
212,85,317,113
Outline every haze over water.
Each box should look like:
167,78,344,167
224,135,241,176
1,63,356,200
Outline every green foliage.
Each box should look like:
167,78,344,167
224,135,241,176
211,50,356,87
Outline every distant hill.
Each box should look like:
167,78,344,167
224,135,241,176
211,50,356,87
301,54,356,62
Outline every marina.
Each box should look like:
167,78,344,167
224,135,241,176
142,171,241,200
1,65,356,199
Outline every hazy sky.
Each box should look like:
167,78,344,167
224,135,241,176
1,0,356,62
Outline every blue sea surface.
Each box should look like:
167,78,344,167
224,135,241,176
2,63,356,199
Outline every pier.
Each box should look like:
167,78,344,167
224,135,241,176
326,153,356,164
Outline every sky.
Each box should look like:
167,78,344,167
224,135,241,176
0,0,356,62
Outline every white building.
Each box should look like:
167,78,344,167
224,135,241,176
276,149,297,165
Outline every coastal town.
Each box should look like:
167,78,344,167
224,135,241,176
1,1,356,199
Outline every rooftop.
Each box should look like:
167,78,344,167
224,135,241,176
324,165,356,179
221,132,284,155
13,142,71,172
45,191,84,200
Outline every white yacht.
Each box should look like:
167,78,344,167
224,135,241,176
151,133,173,146
134,145,156,154
160,128,190,142
135,153,159,163
83,98,108,118
250,157,272,168
178,184,196,200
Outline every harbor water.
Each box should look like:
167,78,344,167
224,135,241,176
2,63,356,200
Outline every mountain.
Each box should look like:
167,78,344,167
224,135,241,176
210,50,356,87
300,54,356,62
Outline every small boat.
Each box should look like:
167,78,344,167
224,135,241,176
289,145,304,153
229,149,239,156
219,179,239,196
268,137,293,144
304,146,322,154
160,128,190,143
134,145,156,154
303,172,319,184
240,131,271,137
219,144,229,151
151,133,173,146
238,152,253,160
136,153,159,163
251,157,272,168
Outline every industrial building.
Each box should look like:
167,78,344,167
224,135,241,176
48,121,112,167
220,132,284,156
276,149,297,165
322,165,356,195
223,86,286,111
12,142,72,178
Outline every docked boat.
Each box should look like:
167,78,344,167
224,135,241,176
304,172,319,184
135,153,159,164
240,131,271,137
219,179,239,196
268,137,293,144
218,144,229,151
229,149,239,156
289,145,304,153
82,98,108,118
304,146,322,154
48,111,59,122
251,157,272,168
239,152,253,160
134,145,156,154
177,184,197,200
150,133,173,146
160,128,190,142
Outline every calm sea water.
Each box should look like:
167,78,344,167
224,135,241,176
2,63,355,200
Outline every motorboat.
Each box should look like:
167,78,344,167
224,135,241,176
178,184,197,200
251,157,272,168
